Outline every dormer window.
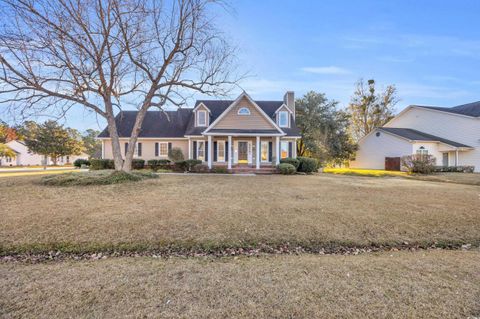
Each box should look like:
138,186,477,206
278,111,289,127
238,107,251,115
197,110,207,126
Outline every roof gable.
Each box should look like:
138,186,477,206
204,92,283,134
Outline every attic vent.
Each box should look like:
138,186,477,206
238,107,250,115
376,132,381,137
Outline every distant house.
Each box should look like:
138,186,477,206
350,101,480,172
97,91,301,170
0,140,88,166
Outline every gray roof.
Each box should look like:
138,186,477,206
97,109,192,138
414,101,480,117
99,100,301,138
378,127,472,148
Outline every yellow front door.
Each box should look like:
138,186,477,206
238,142,248,163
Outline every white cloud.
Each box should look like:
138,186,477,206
300,66,351,75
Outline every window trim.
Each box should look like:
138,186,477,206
217,140,226,162
237,107,251,115
197,110,207,126
158,142,168,157
278,111,289,127
196,141,205,161
260,140,270,163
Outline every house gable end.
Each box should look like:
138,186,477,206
205,94,283,133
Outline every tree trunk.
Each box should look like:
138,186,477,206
123,107,150,172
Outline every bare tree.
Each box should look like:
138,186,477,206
347,79,398,141
0,0,239,171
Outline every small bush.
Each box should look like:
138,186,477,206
131,159,145,169
401,154,436,174
185,159,202,171
90,159,115,170
41,170,158,186
147,159,171,172
278,163,296,175
280,157,300,170
168,147,184,161
73,158,90,168
434,165,475,173
211,167,228,174
173,160,188,172
191,164,209,173
297,157,318,173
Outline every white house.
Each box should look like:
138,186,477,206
0,140,88,166
350,101,480,172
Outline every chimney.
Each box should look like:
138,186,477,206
283,91,295,119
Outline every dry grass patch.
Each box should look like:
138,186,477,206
323,167,407,177
1,250,479,318
1,174,480,253
407,172,480,186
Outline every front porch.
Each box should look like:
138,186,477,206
186,134,298,170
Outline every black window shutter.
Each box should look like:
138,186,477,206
155,143,159,157
268,141,272,162
225,142,229,161
213,141,217,162
288,142,292,158
205,141,208,161
138,143,142,156
124,142,128,155
193,141,197,159
168,142,172,154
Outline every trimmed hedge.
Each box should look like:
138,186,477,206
90,159,115,170
131,159,145,169
278,163,296,175
434,165,475,173
211,167,229,174
297,157,318,173
280,157,300,170
147,159,171,172
73,158,90,168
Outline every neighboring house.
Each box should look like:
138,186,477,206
0,140,88,166
97,91,301,170
351,101,480,172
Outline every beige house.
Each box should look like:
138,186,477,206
0,140,88,166
98,91,301,170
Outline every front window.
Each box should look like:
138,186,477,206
416,146,428,156
197,110,207,126
238,107,251,115
197,141,205,161
279,111,288,127
217,141,225,162
261,141,269,162
280,141,289,159
159,142,168,157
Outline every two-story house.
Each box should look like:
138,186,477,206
350,101,480,172
97,91,301,170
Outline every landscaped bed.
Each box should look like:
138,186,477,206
1,173,479,254
1,250,479,318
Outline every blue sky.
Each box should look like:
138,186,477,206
4,0,480,131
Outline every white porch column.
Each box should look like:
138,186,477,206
256,136,260,169
293,138,297,158
207,135,212,169
101,140,105,159
275,136,280,165
228,135,232,169
455,149,459,166
188,138,192,159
